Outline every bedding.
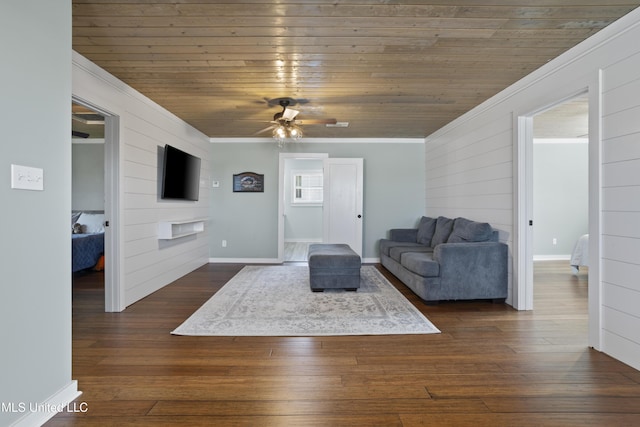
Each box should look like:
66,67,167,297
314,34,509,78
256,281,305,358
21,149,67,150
570,234,589,275
72,211,105,272
72,232,104,272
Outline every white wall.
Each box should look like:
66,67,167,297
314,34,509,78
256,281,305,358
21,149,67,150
72,52,211,309
0,1,80,426
425,8,640,369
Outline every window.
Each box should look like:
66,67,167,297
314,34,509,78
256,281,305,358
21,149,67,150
292,170,323,205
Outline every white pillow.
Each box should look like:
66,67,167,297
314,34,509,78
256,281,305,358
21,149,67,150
77,212,105,234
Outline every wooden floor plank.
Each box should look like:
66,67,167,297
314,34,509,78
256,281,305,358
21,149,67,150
47,261,640,425
142,398,491,420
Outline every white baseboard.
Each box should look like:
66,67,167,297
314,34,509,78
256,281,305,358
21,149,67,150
11,381,82,427
284,239,323,243
533,255,571,261
209,257,281,264
209,257,381,264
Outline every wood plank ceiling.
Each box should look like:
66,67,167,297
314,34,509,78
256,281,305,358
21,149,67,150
72,1,640,139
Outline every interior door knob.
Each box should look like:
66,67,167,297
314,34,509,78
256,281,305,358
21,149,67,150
357,214,362,218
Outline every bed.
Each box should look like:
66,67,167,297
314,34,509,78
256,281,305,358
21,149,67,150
72,211,105,273
570,234,589,275
72,232,104,272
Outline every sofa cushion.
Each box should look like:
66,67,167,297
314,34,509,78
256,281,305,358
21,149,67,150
416,216,437,245
447,217,493,243
401,252,440,277
430,216,454,246
388,228,418,242
379,239,424,257
389,245,433,262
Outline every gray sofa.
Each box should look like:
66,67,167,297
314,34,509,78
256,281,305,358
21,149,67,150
379,216,508,304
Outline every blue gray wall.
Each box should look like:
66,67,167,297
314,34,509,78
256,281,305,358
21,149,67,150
0,1,77,425
72,143,105,211
209,141,425,260
533,140,589,257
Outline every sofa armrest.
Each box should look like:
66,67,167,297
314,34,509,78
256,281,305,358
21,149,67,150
388,228,418,242
433,242,508,299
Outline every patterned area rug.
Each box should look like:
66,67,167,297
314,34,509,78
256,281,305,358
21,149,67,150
172,265,440,336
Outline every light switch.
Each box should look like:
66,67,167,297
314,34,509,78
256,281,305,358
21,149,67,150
11,164,44,191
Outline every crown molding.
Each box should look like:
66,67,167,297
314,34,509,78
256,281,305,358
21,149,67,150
209,137,424,144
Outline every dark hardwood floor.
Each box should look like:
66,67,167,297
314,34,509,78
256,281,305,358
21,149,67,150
48,261,640,426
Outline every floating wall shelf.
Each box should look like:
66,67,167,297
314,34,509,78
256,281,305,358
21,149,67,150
158,219,205,240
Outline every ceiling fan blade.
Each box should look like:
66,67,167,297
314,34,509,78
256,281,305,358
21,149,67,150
72,130,90,138
295,118,337,125
282,108,299,121
253,125,275,136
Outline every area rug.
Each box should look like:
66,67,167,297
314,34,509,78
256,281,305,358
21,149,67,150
172,265,440,336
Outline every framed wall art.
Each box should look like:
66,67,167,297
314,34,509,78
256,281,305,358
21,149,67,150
233,172,264,192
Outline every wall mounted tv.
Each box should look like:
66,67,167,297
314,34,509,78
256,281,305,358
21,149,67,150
161,144,201,201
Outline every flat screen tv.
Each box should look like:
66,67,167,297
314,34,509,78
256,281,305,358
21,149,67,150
161,144,201,201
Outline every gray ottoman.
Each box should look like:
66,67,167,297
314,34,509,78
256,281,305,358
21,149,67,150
307,243,361,292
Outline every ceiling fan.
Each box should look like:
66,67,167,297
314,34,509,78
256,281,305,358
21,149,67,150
254,98,337,144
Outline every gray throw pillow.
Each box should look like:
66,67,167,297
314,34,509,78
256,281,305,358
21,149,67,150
430,216,454,247
447,217,493,243
416,216,436,245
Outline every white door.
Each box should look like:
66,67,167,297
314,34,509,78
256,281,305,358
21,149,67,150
323,158,363,257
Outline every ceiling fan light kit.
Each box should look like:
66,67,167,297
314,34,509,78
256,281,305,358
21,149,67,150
273,122,303,147
254,97,338,147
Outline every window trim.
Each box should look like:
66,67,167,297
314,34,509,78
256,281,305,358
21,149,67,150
291,169,323,206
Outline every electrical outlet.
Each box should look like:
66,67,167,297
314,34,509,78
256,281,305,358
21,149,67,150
552,238,557,245
222,240,227,247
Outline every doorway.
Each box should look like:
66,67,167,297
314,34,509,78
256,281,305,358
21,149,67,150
71,102,105,296
283,157,324,261
516,84,602,350
278,153,328,262
71,97,122,312
277,153,364,262
531,95,589,316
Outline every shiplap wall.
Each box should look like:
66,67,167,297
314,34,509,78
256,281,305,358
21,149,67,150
601,49,640,367
424,115,514,226
425,9,640,369
72,51,210,310
425,115,514,300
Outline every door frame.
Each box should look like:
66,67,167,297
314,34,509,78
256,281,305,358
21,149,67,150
72,96,123,312
514,74,602,350
278,152,329,262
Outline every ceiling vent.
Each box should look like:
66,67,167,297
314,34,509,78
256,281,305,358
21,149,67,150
326,122,349,128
